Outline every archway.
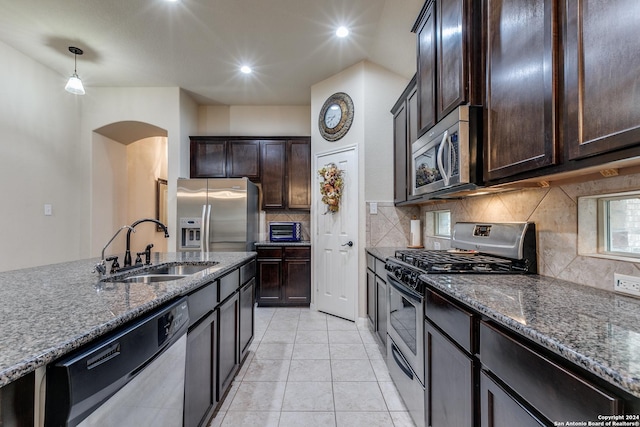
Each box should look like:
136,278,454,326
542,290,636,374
91,121,168,258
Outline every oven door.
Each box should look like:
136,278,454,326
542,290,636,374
387,272,424,383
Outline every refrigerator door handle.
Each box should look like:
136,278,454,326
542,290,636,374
200,205,207,252
205,204,212,252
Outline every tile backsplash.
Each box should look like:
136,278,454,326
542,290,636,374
263,212,311,241
366,172,640,291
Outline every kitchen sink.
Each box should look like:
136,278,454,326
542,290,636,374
103,263,217,283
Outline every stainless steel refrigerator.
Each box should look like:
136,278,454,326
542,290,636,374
177,178,258,252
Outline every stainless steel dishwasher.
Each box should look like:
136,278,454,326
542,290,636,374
45,297,189,427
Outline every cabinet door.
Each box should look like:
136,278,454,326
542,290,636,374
484,0,558,180
256,259,282,305
437,0,467,120
565,0,640,160
228,140,260,179
260,140,286,209
366,269,376,329
480,371,546,427
416,1,437,133
425,321,474,427
184,312,216,427
283,258,311,305
375,277,387,346
191,139,226,178
239,278,255,360
287,139,311,210
393,100,408,205
218,293,239,398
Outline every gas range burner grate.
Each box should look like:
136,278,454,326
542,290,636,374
394,250,518,274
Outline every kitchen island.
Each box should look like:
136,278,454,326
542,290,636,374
0,251,255,388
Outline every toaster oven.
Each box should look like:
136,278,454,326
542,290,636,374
269,222,302,242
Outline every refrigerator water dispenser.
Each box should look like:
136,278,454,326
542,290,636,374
179,217,202,249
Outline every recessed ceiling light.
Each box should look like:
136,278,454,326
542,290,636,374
336,26,350,38
240,65,252,74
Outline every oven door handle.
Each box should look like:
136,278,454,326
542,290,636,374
391,341,414,380
387,273,423,304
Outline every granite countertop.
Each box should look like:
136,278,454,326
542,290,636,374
365,247,402,261
255,241,311,247
421,273,640,398
0,251,255,388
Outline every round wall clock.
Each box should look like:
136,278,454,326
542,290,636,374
318,92,354,141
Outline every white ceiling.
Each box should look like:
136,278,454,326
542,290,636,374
0,0,422,105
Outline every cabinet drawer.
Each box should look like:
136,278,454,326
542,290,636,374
257,247,283,259
188,282,217,327
374,258,386,278
219,269,239,302
240,259,256,284
284,247,310,259
480,322,621,422
426,289,474,353
366,254,376,272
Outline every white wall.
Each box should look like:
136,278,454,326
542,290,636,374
198,105,311,135
311,60,409,318
0,41,87,271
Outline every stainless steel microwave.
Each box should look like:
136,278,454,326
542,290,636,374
269,222,302,242
411,105,482,199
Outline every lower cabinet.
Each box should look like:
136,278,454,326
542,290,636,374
366,252,388,347
238,277,255,361
366,268,375,328
256,246,311,306
375,276,387,347
218,292,239,399
480,371,546,427
184,311,217,427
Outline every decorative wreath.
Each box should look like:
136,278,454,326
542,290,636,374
318,163,344,214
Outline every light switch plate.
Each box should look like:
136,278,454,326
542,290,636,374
370,202,377,214
614,273,640,298
44,204,52,216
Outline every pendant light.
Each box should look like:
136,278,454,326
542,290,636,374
65,46,85,95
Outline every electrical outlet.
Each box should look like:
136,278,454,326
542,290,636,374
434,241,441,250
614,273,640,298
370,202,377,214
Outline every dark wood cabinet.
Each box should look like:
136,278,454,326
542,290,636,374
184,311,217,427
287,139,311,210
480,371,546,427
366,267,375,329
218,291,239,399
190,138,259,180
375,276,387,346
415,1,437,134
238,277,255,362
256,246,311,306
191,138,227,178
392,76,419,205
228,140,260,179
260,140,286,209
365,252,387,347
425,321,475,427
413,0,478,136
484,0,559,180
564,0,640,160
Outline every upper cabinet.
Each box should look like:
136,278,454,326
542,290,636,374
413,0,480,137
190,136,310,211
483,0,559,180
564,0,640,160
190,138,260,180
392,76,419,205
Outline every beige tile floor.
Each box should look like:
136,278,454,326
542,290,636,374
208,306,416,427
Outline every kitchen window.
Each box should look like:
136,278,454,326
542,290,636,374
434,210,451,237
578,191,640,260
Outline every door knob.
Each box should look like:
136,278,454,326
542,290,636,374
342,241,353,247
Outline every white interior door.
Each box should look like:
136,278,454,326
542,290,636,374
314,146,358,321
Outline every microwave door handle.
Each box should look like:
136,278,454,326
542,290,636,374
436,130,450,186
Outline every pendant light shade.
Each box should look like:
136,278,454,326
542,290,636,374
65,47,85,95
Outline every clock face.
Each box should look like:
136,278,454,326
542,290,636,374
324,104,342,129
318,92,354,141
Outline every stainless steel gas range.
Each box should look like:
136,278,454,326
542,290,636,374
385,222,537,427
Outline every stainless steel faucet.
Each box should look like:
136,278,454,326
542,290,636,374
123,219,169,267
94,225,135,276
